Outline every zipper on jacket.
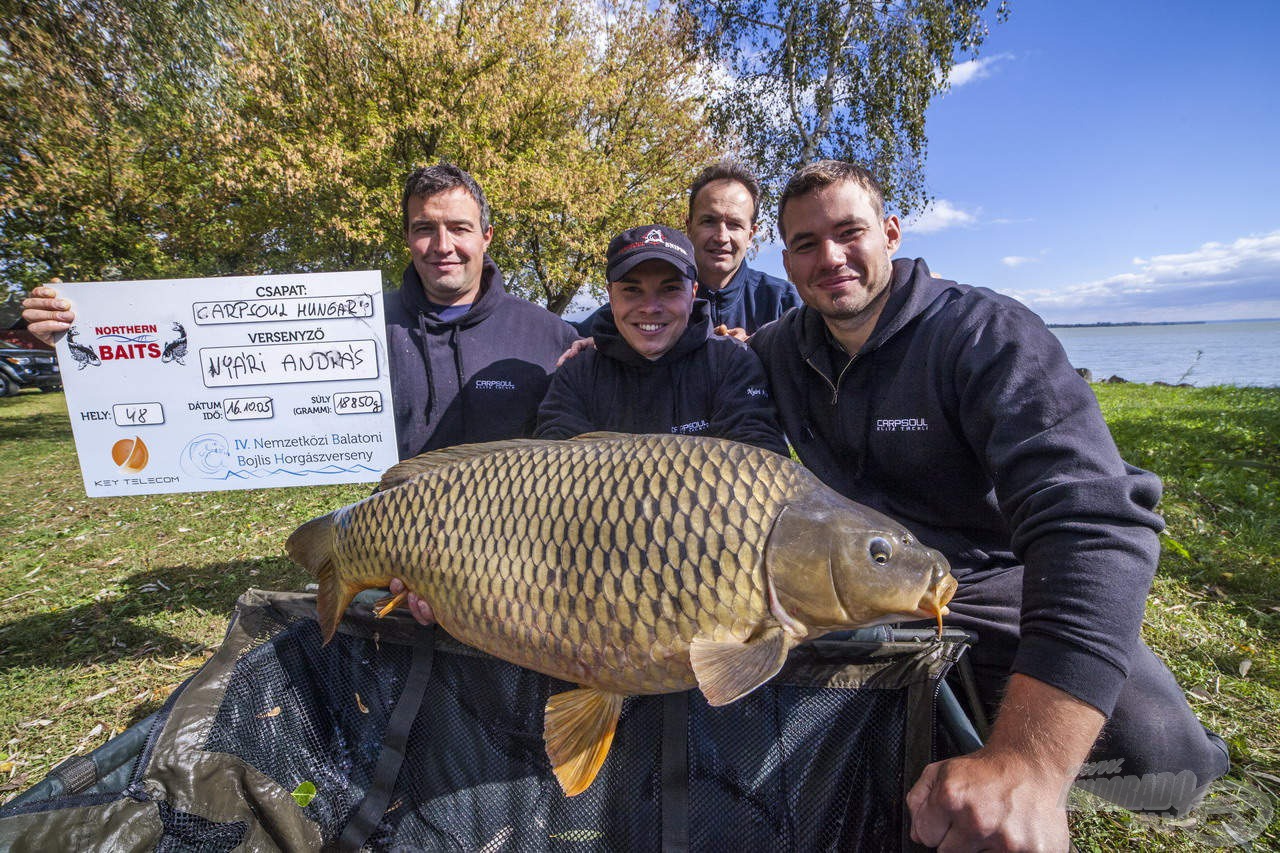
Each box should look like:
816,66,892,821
804,354,858,405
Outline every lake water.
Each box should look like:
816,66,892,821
1048,320,1279,387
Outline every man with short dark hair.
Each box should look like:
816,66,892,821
536,225,786,454
750,159,1229,851
387,163,579,457
576,162,799,338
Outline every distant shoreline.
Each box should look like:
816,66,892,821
1047,321,1206,329
1047,318,1279,329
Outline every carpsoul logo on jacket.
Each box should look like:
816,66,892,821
475,379,517,391
671,420,710,435
876,417,929,432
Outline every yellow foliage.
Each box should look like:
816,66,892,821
218,0,720,309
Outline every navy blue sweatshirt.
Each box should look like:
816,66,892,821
536,300,788,455
697,261,801,334
750,258,1164,717
384,258,579,458
575,262,801,336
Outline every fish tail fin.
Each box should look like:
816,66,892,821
543,687,625,797
286,512,359,645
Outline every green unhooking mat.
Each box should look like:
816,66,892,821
0,589,971,852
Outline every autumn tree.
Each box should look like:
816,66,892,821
3,0,718,311
0,0,232,290
200,0,718,310
680,0,1009,217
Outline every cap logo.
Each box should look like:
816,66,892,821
644,229,665,244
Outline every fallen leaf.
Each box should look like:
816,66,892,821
291,781,317,807
549,830,604,841
85,687,119,703
256,706,282,719
355,693,369,714
1238,659,1253,677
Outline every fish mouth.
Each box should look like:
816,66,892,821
913,570,958,636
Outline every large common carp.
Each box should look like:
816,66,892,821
286,433,955,796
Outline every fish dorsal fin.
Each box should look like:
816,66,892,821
689,626,795,707
377,439,548,491
543,686,626,797
569,431,636,443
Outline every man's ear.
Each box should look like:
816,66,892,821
883,215,902,254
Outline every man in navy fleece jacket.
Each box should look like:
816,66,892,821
749,160,1228,851
575,162,800,338
385,164,580,459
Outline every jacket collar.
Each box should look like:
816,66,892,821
398,255,507,331
696,261,751,305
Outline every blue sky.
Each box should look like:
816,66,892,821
752,0,1280,324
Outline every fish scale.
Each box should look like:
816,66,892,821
287,432,956,796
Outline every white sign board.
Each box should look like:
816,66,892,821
55,271,398,497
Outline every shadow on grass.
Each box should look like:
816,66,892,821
0,398,72,446
0,555,311,675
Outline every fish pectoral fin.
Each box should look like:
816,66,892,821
689,626,795,707
543,687,626,797
372,590,407,619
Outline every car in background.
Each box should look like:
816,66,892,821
0,347,61,395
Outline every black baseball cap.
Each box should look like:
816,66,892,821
605,226,698,283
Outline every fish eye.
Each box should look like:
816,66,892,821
869,537,892,565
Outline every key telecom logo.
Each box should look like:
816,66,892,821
111,436,150,472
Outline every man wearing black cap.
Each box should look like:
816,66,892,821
535,225,786,454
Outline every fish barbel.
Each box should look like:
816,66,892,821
286,432,955,796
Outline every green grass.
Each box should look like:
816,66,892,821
1,384,1277,848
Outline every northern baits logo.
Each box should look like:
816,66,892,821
111,436,149,472
68,322,188,366
644,229,665,244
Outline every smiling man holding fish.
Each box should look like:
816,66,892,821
751,159,1230,851
533,224,787,454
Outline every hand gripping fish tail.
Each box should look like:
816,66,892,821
283,433,957,797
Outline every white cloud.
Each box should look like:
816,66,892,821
1009,230,1280,322
905,199,978,234
939,53,1014,89
1002,255,1039,268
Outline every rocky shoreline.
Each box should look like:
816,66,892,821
1074,368,1194,387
